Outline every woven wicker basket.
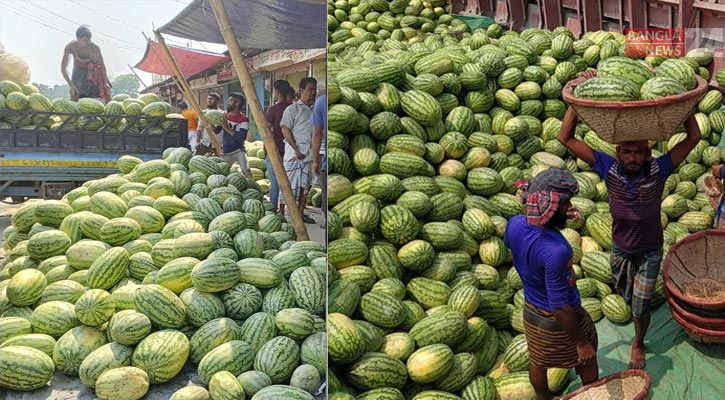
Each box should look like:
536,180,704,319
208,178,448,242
558,370,651,400
562,75,708,144
670,304,725,344
663,230,725,312
667,296,725,331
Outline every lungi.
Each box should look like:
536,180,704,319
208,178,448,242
279,158,311,205
610,245,663,318
523,302,598,368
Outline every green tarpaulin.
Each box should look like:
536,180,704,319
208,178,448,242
563,304,725,398
451,14,495,30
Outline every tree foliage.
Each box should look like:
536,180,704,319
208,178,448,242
33,82,71,99
111,74,141,98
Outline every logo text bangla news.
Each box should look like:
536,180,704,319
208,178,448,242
624,28,686,58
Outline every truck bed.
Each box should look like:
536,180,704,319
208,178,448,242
0,111,188,199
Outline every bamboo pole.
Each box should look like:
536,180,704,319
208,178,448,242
127,65,148,89
208,0,310,241
153,31,224,156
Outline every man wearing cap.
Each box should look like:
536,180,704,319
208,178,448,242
504,168,598,400
558,72,701,369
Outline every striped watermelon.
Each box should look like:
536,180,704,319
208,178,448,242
253,335,300,384
0,345,56,391
107,310,152,346
407,344,454,383
74,289,115,326
132,329,189,384
94,366,150,400
133,284,186,329
198,340,254,384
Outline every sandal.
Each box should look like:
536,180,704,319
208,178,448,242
303,214,316,224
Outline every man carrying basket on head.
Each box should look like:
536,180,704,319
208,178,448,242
504,168,599,400
558,70,701,370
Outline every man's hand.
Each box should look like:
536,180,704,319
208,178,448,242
313,159,321,177
295,149,305,160
579,70,597,80
69,84,78,98
576,341,596,365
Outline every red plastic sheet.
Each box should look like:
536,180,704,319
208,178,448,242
133,40,229,77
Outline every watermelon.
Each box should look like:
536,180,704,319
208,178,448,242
132,329,189,384
0,345,55,391
133,284,187,329
94,366,150,400
198,340,254,384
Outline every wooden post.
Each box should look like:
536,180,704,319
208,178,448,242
152,31,224,156
208,0,310,241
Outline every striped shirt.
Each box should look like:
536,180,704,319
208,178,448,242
592,151,674,253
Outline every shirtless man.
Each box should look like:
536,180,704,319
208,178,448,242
61,25,111,102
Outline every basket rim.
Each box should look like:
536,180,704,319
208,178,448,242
558,370,652,400
662,229,725,308
667,296,725,327
667,292,725,318
671,305,725,338
562,74,708,109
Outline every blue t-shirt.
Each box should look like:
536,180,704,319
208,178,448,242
310,95,326,155
503,215,581,311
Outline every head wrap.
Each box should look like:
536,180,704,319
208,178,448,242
514,168,579,226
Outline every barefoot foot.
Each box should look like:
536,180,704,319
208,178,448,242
629,344,646,369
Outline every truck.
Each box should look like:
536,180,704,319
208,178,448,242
0,109,187,202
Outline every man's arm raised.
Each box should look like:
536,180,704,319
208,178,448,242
557,107,596,165
669,112,701,167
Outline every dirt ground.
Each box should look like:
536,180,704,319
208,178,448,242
0,198,327,399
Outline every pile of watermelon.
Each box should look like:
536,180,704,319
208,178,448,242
0,80,184,134
326,0,725,398
0,146,327,400
572,51,723,102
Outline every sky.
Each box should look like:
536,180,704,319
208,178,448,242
0,0,228,87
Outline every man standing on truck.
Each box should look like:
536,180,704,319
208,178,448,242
504,168,599,400
265,80,295,213
558,70,701,370
196,92,222,155
219,92,253,179
279,77,317,224
177,101,199,151
61,25,111,102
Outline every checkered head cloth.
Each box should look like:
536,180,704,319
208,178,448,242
514,168,579,226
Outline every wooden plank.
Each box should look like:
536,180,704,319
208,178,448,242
509,0,528,26
679,0,696,27
582,0,602,32
494,0,509,24
694,0,725,13
628,0,646,28
541,0,563,29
